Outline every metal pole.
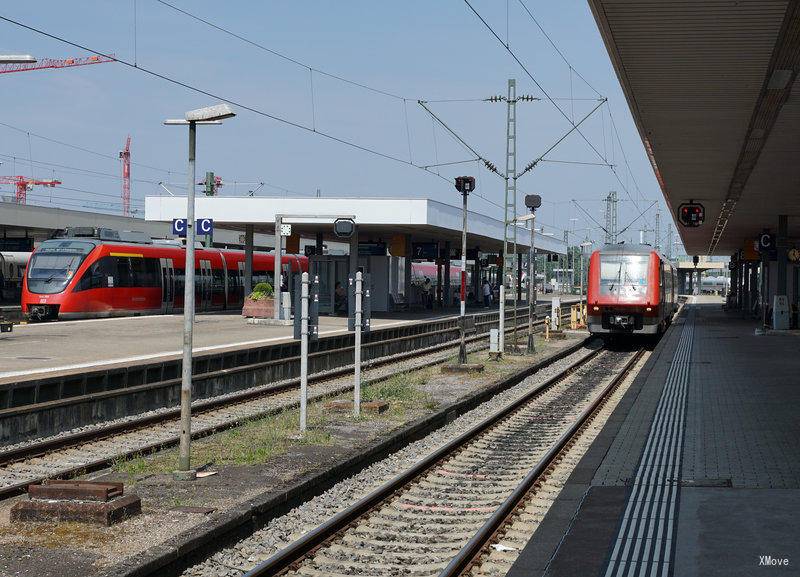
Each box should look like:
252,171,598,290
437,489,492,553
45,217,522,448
580,245,585,323
274,215,282,320
300,272,309,432
459,189,468,364
354,271,362,416
499,284,505,353
177,120,196,478
527,210,536,353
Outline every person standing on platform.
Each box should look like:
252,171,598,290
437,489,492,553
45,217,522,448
483,279,491,308
423,277,433,310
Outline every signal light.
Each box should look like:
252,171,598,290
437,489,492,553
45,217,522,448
678,202,705,227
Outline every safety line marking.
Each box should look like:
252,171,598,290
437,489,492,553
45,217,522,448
604,310,694,577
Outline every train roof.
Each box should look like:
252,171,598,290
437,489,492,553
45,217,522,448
597,243,660,256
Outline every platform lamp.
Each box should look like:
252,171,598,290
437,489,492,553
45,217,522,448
523,195,541,353
455,176,476,364
164,103,235,481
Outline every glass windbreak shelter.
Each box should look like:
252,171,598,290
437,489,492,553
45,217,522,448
310,255,350,315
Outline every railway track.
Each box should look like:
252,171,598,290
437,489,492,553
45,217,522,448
180,345,644,577
0,309,574,501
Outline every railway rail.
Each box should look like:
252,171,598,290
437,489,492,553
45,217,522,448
0,307,574,501
179,345,643,577
0,303,575,444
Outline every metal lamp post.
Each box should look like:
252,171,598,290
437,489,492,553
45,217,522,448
455,176,476,364
164,104,235,480
523,195,541,353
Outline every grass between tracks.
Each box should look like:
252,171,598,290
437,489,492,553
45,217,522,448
113,337,546,479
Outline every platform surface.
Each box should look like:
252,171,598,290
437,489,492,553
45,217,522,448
508,297,800,577
0,295,577,382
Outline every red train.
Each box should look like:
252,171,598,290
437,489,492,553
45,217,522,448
22,228,306,321
586,244,677,336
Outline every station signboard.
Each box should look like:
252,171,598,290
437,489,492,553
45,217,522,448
412,242,438,260
172,218,214,237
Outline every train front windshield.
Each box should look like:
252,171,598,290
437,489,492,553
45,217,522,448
26,241,94,294
599,254,649,297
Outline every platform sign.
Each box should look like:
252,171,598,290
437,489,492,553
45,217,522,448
348,273,371,333
172,218,213,237
412,242,438,260
197,218,214,236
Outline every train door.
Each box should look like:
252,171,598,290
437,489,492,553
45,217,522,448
159,258,175,314
199,259,212,311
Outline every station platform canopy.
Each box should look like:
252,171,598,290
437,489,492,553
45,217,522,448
589,0,800,256
144,196,568,256
0,200,279,250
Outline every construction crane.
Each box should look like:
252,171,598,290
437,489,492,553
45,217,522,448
0,54,114,74
0,176,62,204
120,136,131,217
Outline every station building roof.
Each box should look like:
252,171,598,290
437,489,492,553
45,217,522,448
144,196,568,256
589,0,800,255
0,200,278,249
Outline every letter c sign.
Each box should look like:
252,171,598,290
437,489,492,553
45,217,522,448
196,218,214,236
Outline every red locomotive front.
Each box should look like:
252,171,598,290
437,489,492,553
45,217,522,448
586,244,676,336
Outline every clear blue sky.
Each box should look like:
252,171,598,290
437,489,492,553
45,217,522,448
0,1,681,251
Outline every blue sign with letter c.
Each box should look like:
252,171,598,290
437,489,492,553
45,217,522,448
172,218,213,237
172,218,187,237
196,218,214,235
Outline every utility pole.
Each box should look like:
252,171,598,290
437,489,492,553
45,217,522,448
503,79,519,351
604,190,618,244
654,212,661,252
667,224,673,261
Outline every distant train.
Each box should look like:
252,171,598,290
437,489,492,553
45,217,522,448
0,251,28,304
22,228,306,321
586,244,678,337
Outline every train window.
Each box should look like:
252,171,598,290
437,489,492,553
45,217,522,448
599,255,648,296
128,257,160,287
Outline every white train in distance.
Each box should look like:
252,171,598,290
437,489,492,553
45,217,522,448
0,252,29,303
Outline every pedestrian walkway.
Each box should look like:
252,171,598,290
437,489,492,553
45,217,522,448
507,302,800,577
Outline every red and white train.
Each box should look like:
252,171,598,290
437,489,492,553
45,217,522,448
586,244,677,336
22,228,306,321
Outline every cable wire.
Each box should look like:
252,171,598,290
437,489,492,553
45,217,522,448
0,15,455,187
154,0,411,101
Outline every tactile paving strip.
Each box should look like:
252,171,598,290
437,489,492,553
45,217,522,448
603,311,694,577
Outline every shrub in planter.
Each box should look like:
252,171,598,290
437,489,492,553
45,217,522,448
242,282,275,318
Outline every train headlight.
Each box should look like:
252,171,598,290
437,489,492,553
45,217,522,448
592,306,599,312
646,307,652,312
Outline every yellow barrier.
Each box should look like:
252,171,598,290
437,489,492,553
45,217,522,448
570,303,587,329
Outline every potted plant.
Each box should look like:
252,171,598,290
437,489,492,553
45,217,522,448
242,282,275,318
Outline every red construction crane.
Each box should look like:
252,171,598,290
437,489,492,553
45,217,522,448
0,54,115,74
0,176,62,204
119,135,131,217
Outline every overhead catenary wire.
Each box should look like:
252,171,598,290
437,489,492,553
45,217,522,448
154,0,412,102
417,100,502,177
0,15,458,188
463,1,655,231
